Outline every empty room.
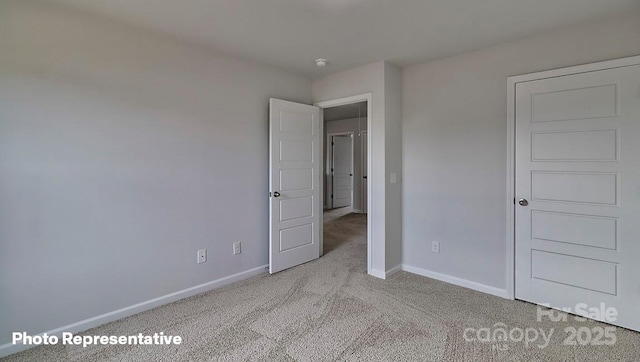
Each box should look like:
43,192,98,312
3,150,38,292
2,0,640,361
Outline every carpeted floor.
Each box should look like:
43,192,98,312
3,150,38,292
4,208,640,361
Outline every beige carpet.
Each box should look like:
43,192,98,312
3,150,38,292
4,208,640,361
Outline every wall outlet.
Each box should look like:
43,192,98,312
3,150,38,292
233,242,241,255
197,249,207,264
432,241,440,254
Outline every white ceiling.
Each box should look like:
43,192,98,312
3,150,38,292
45,0,640,78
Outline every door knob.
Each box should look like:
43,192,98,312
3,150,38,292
273,191,281,198
518,198,528,206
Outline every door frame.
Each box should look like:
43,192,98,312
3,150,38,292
506,54,640,300
315,93,372,274
361,130,368,214
326,131,354,209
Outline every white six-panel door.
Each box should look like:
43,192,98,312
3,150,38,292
269,99,321,274
331,134,353,208
515,64,640,331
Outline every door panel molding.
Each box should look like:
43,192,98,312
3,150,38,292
506,54,640,300
508,55,640,332
269,98,321,274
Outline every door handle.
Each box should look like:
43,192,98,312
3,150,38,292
273,191,281,198
518,198,528,206
363,176,367,179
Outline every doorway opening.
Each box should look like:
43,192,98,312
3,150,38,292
316,96,370,272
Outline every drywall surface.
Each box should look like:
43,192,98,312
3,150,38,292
384,63,403,271
0,0,311,347
402,10,640,290
324,118,367,211
313,62,387,274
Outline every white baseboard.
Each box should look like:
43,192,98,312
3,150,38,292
0,264,268,358
368,268,386,279
368,265,401,280
401,264,509,299
385,264,402,278
369,264,402,279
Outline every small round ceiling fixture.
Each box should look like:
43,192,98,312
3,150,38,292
315,59,328,67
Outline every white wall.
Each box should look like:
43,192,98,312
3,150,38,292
324,117,367,211
402,10,640,292
384,63,403,271
0,0,311,349
313,61,403,276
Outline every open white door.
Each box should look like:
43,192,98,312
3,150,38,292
331,134,353,208
269,99,321,274
515,64,640,331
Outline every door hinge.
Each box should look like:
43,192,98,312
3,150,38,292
269,192,272,197
331,194,334,198
332,142,334,146
513,198,516,204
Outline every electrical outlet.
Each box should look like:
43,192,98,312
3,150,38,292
432,241,440,254
233,242,241,255
197,249,207,264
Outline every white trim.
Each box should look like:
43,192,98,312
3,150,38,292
369,268,386,279
360,130,368,215
368,265,401,280
385,264,402,278
506,76,516,300
315,93,371,109
319,108,324,256
507,55,640,84
402,264,509,299
506,54,640,302
0,265,268,358
315,93,374,277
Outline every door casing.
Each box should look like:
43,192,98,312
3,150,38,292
506,54,640,300
361,130,368,214
315,93,372,274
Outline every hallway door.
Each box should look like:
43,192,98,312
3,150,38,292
269,99,321,273
331,134,353,208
